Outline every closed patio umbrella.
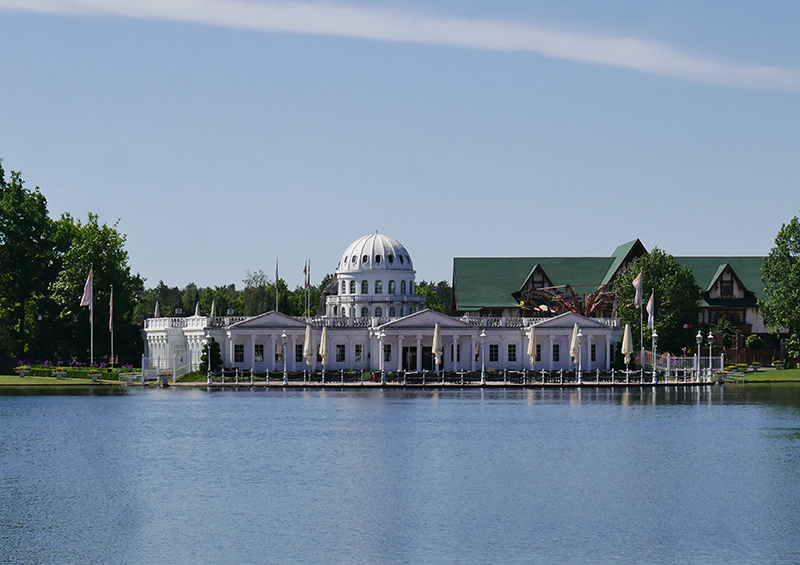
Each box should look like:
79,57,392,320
527,325,536,367
622,323,633,366
210,300,216,318
432,323,442,370
570,323,579,363
318,326,328,367
154,301,160,318
303,324,314,366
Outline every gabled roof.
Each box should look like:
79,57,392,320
453,256,616,311
532,312,614,330
601,239,647,285
229,311,309,329
379,309,474,330
674,256,765,304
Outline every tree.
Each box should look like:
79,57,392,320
614,248,702,354
416,281,445,313
50,213,144,362
243,270,270,316
711,317,738,349
200,337,222,373
0,161,58,358
760,214,800,357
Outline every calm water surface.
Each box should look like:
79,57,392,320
2,384,799,565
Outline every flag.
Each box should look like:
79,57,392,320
109,286,114,332
303,261,309,289
275,260,279,291
632,271,643,309
646,292,655,330
80,267,92,307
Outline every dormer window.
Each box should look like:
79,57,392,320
721,281,733,298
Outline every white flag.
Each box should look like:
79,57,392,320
80,267,92,307
632,271,643,309
646,292,655,330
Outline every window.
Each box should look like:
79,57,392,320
450,344,461,362
536,344,541,363
389,307,396,317
255,344,264,363
349,280,356,294
552,343,560,362
399,255,404,264
399,307,403,317
411,281,415,294
295,344,303,363
333,306,337,316
361,307,369,317
388,254,394,264
401,280,407,294
591,344,597,363
489,344,499,363
234,344,244,363
508,343,517,363
341,280,346,294
475,344,480,362
362,254,368,263
336,344,346,363
375,307,383,317
388,280,396,294
361,280,369,294
375,254,381,263
275,343,283,362
721,281,733,298
375,280,383,294
383,344,391,362
610,344,616,364
355,344,364,362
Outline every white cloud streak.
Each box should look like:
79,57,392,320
4,0,800,91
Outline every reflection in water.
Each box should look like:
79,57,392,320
1,384,799,564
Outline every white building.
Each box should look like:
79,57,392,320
142,233,622,376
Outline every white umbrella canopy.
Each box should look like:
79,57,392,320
318,326,328,366
569,323,579,363
194,302,200,317
432,323,443,368
527,325,536,366
154,301,160,318
210,300,216,318
622,323,634,365
303,324,314,366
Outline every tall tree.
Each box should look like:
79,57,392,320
614,248,701,354
50,213,144,362
760,214,800,357
0,161,58,357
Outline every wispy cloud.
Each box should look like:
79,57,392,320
4,0,800,91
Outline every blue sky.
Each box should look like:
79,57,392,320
1,0,798,290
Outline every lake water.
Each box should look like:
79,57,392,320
2,384,800,564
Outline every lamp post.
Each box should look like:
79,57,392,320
651,329,659,384
379,330,386,385
576,329,583,384
281,330,288,385
696,330,703,383
707,331,714,382
480,329,487,385
205,333,212,384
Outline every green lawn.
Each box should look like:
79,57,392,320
0,375,117,386
744,368,800,382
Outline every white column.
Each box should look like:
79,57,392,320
549,335,555,371
452,334,459,372
471,335,477,371
586,335,593,372
290,334,297,371
227,333,234,365
397,334,404,371
250,335,257,372
605,334,612,371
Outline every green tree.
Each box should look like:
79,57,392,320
760,214,800,356
614,248,702,354
0,161,58,358
711,317,738,349
243,270,270,316
200,337,222,373
416,281,445,313
50,213,144,363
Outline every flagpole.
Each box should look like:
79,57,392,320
90,267,94,367
110,285,114,368
275,259,279,313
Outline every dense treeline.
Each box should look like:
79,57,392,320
0,160,143,364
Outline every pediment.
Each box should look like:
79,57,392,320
379,309,474,330
532,312,611,330
229,311,309,329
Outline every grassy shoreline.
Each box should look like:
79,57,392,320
0,375,119,386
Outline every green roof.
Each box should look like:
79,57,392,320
453,256,615,311
452,243,766,313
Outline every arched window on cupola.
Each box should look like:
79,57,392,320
388,280,396,294
349,280,356,294
361,280,369,294
375,280,383,294
400,280,407,294
375,307,383,317
341,280,346,294
360,307,368,317
389,307,396,317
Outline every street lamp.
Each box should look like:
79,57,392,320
696,330,703,382
651,329,659,384
576,329,583,384
379,330,386,385
281,330,288,385
707,331,714,382
480,329,487,385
